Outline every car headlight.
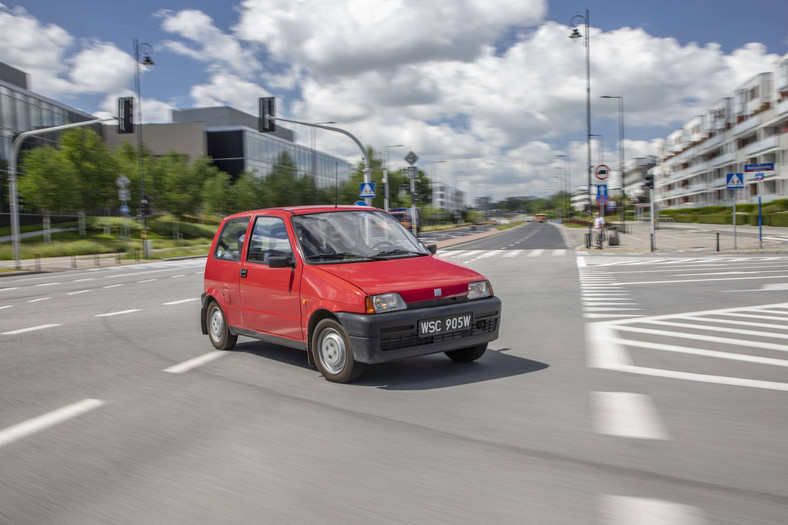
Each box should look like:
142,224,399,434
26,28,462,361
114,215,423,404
468,280,493,300
365,292,407,314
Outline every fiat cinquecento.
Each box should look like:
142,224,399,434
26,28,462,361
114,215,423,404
201,205,501,383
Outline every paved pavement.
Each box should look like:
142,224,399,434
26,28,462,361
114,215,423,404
2,221,788,276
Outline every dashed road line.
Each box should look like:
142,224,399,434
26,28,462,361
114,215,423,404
2,323,61,335
28,297,51,303
163,350,226,374
162,298,200,306
598,495,706,525
95,309,141,317
0,399,105,449
592,392,671,440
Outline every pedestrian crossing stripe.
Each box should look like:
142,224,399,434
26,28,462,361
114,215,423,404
438,249,567,259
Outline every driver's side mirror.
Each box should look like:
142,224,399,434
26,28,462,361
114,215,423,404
426,244,437,254
268,255,295,268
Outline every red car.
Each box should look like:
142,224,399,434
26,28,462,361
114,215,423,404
202,205,501,383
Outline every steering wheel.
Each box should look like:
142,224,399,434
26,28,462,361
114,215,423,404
371,241,397,252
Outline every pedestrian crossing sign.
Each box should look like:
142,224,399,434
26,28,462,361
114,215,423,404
359,182,376,198
726,173,744,189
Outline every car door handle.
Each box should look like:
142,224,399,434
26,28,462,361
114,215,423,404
240,268,247,278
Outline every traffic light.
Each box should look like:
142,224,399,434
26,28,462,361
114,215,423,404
258,97,276,132
644,174,654,189
140,194,152,216
16,192,25,210
118,97,134,134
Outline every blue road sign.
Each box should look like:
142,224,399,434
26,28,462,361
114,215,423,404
726,173,744,189
744,163,774,172
359,182,376,198
120,205,130,215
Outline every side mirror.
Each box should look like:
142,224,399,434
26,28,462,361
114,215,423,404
426,244,438,254
268,255,295,268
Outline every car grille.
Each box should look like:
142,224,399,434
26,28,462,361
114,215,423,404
380,315,499,352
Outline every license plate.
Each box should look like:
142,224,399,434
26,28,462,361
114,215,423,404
418,312,474,337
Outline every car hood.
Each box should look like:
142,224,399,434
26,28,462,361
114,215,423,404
313,255,486,303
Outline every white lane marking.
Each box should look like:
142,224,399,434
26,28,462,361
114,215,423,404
527,249,544,257
74,278,95,282
28,297,51,303
553,249,566,256
503,250,523,257
616,274,788,286
585,307,643,312
0,287,20,292
138,279,158,283
584,302,638,306
170,274,186,279
587,323,632,368
164,350,226,374
618,339,788,367
0,305,12,311
102,284,124,289
0,399,105,449
2,323,61,335
592,392,671,440
576,256,587,268
645,319,788,340
35,282,60,287
67,290,90,295
614,325,788,352
162,298,200,306
95,309,141,317
598,495,706,525
584,313,642,319
685,316,788,331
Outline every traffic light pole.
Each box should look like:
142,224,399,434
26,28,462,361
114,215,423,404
7,117,116,270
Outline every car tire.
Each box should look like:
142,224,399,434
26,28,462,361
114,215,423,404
206,301,238,350
312,319,364,383
445,343,487,362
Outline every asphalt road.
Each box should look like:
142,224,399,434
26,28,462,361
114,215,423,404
1,222,786,524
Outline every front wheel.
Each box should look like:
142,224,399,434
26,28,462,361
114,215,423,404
312,319,365,383
445,343,487,362
206,301,237,350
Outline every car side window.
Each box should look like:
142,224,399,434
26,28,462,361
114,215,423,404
246,217,293,265
214,217,251,262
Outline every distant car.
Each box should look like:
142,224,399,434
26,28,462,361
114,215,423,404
202,205,502,383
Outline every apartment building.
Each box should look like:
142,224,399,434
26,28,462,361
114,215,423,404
653,53,788,209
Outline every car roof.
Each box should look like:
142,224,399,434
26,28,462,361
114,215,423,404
221,205,383,221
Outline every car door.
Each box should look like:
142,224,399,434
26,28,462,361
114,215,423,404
239,215,304,341
205,215,251,328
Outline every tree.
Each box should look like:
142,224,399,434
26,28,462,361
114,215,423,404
59,128,119,212
17,145,81,214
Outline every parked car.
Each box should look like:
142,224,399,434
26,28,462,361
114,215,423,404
202,205,502,383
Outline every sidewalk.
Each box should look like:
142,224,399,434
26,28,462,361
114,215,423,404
562,221,788,255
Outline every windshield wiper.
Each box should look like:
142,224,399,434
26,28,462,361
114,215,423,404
307,252,371,262
371,249,425,259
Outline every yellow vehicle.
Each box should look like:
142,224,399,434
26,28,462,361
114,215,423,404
534,213,547,223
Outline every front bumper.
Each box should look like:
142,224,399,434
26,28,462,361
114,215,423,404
335,296,501,364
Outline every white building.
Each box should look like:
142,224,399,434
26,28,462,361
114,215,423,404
653,54,788,209
431,180,466,215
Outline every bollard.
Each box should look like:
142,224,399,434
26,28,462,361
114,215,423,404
34,252,41,272
716,232,720,252
71,253,77,269
585,232,591,248
95,253,100,267
116,250,121,264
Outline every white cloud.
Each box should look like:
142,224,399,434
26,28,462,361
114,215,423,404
189,73,272,114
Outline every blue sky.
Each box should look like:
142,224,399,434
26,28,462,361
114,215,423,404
2,0,786,200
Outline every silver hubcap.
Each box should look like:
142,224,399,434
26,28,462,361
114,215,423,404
318,329,346,375
209,307,224,342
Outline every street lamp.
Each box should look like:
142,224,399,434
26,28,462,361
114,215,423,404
134,38,154,255
556,153,570,221
570,9,592,243
601,95,625,229
384,144,403,212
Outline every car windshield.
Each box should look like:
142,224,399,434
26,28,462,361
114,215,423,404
292,210,429,263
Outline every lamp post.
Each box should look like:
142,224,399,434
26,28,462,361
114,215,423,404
556,153,570,221
134,38,154,255
453,171,465,223
601,95,625,230
384,144,403,212
570,9,592,243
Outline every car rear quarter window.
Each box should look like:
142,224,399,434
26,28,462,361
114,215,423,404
214,216,251,261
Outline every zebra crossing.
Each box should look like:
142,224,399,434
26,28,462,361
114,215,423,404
438,248,568,262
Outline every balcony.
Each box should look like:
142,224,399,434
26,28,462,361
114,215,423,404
743,135,778,156
711,151,735,167
689,160,709,174
733,115,760,135
778,98,788,116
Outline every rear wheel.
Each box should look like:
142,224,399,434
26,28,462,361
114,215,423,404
206,301,237,350
445,343,487,362
312,319,364,383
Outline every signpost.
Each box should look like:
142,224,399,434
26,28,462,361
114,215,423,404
727,173,744,250
404,152,419,236
745,163,774,248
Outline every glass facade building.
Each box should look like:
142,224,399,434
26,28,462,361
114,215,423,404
0,61,95,163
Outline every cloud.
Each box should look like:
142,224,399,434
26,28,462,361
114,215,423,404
156,9,262,78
